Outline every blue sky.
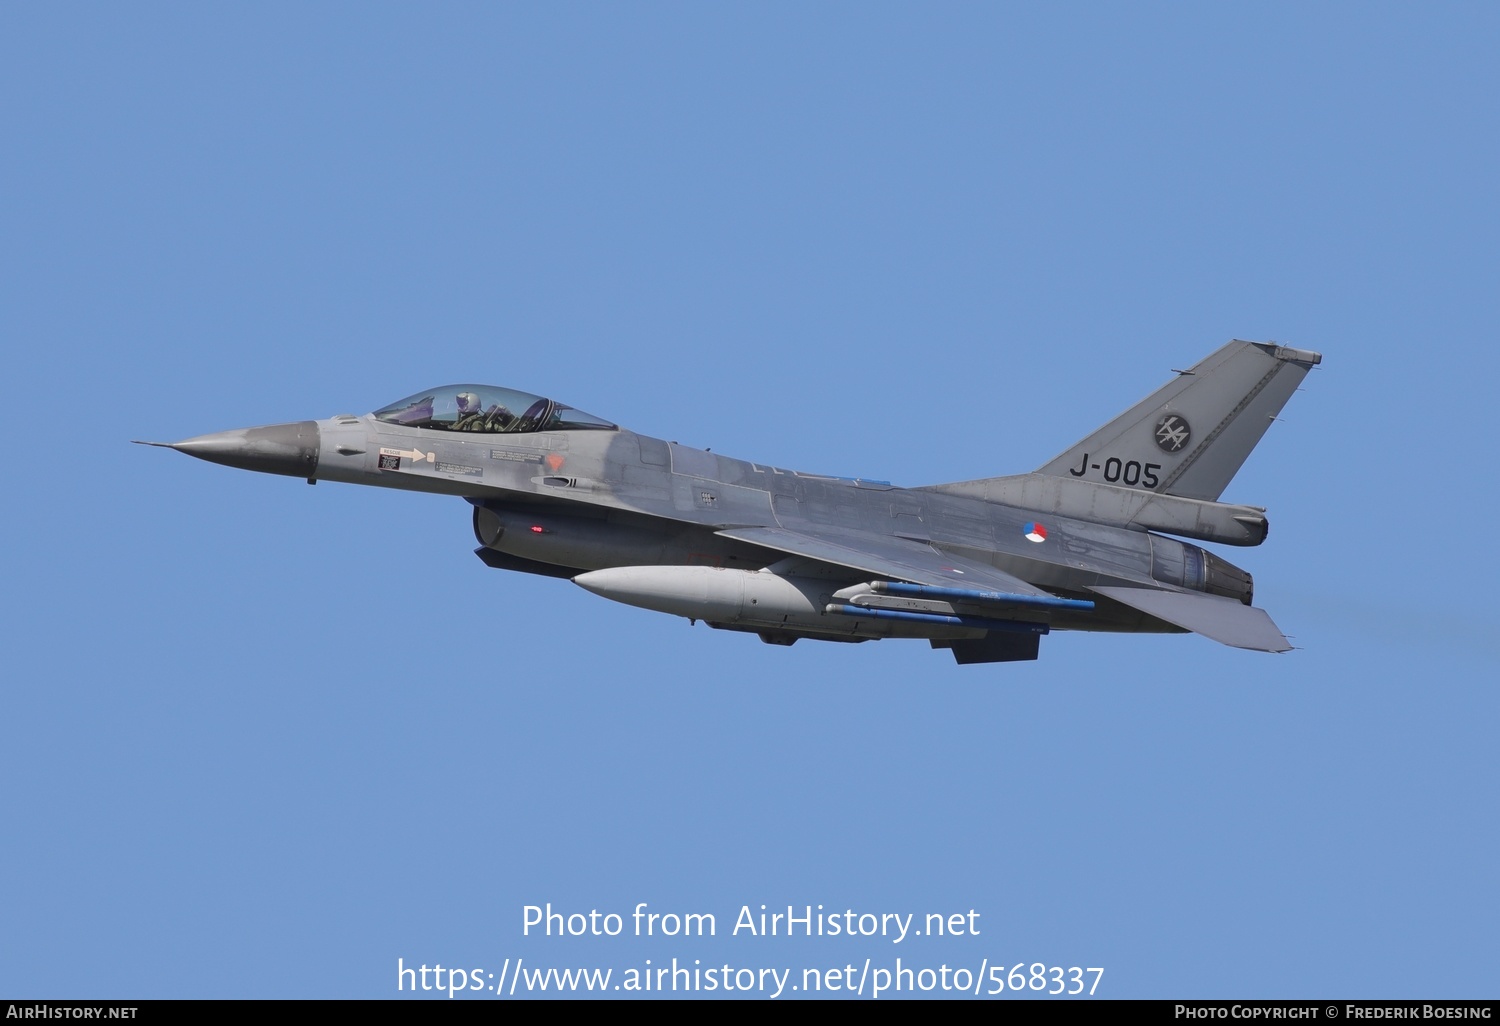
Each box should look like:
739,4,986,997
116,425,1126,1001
3,3,1496,999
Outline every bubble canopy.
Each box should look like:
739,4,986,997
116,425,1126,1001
372,385,617,434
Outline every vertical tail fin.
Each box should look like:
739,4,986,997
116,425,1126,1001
1036,341,1321,501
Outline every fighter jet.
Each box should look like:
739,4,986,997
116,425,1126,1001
138,340,1320,664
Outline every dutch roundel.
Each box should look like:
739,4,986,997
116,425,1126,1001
1024,521,1047,543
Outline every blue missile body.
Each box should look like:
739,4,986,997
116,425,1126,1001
871,580,1094,612
827,604,1050,635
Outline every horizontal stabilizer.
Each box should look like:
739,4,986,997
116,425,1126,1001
1089,585,1291,653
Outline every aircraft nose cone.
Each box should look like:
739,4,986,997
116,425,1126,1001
168,421,320,478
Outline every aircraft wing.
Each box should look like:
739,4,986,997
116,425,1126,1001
1088,585,1292,653
715,525,1051,596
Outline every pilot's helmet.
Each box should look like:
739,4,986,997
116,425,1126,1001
456,392,482,414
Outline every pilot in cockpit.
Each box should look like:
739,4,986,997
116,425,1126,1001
454,391,514,433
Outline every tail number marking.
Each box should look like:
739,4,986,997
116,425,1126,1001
1067,453,1161,489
